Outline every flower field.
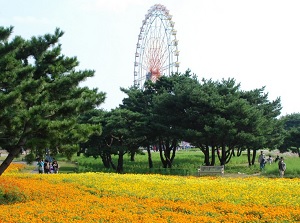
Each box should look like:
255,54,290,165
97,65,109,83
0,164,300,222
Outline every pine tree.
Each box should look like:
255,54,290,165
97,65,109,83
0,27,105,175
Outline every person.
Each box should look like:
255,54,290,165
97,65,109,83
278,157,286,177
44,160,50,174
274,155,280,163
260,155,266,171
37,159,44,174
267,155,273,164
258,151,264,164
52,160,59,174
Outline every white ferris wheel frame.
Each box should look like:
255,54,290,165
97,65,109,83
134,4,179,89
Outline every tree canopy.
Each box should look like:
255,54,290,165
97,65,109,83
118,71,283,168
279,113,300,156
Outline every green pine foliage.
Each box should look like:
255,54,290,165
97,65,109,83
0,26,105,175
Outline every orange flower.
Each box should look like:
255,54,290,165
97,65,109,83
0,173,299,222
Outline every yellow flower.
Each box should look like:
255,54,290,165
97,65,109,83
0,173,299,222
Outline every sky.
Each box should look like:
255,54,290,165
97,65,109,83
1,0,300,115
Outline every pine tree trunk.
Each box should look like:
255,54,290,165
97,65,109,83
232,148,236,156
109,155,116,170
220,144,226,166
116,151,124,174
236,147,242,156
251,149,257,166
0,148,21,176
170,139,177,164
158,139,167,168
165,145,172,168
147,145,153,168
200,145,210,166
211,146,216,166
100,152,111,168
130,152,135,161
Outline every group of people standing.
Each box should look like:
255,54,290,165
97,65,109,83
258,151,286,177
37,159,59,174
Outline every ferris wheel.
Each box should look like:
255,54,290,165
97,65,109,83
134,4,179,89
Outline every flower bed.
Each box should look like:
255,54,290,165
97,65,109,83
0,172,299,222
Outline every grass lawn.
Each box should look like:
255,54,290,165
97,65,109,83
1,149,300,177
72,149,300,177
0,151,78,174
